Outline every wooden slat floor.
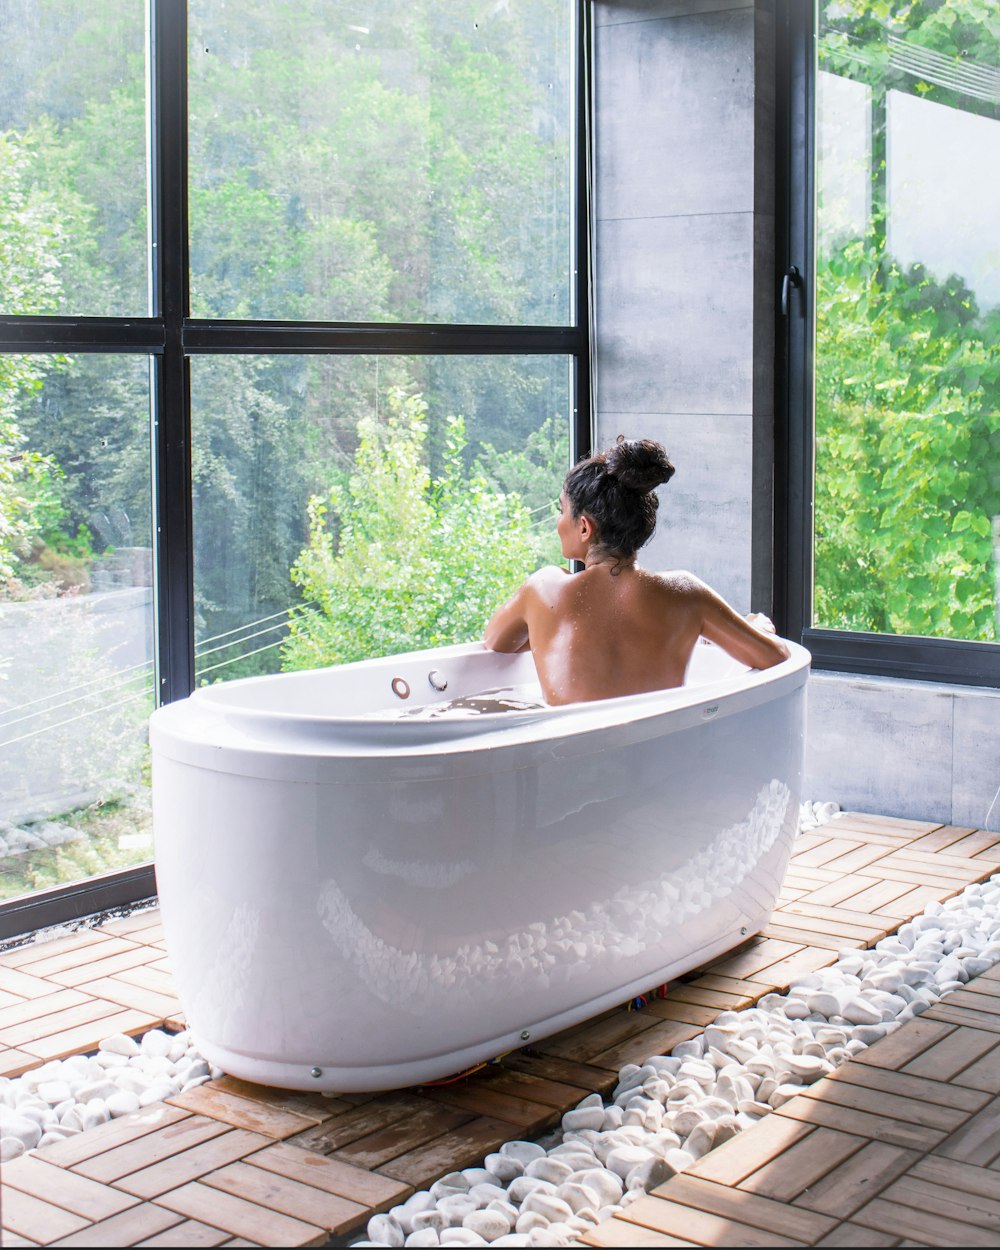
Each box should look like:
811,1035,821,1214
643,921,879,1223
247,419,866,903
0,811,998,1247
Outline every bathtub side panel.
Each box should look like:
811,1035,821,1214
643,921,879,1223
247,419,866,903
153,681,805,1089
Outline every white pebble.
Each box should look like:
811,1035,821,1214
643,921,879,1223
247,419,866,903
99,1034,140,1057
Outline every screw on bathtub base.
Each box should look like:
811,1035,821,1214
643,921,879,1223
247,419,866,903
740,926,748,936
520,1030,530,1041
310,1067,322,1079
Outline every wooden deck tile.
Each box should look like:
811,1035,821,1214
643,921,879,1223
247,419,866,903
200,1162,368,1237
45,1203,182,1247
112,1130,275,1203
114,964,181,997
813,843,894,875
0,965,65,1000
0,988,92,1033
932,1094,1000,1167
76,977,181,1021
49,947,160,990
829,877,914,915
94,910,161,937
827,1054,991,1113
35,1106,192,1169
650,1174,838,1244
616,1193,809,1247
759,924,864,952
499,1048,620,1096
1,930,111,971
833,812,941,833
133,1218,231,1246
790,1139,919,1218
741,948,841,994
534,1006,668,1067
16,938,142,981
206,1077,348,1124
792,1073,973,1132
905,824,978,852
375,1116,521,1189
953,1038,1000,1094
774,1092,949,1151
1,996,129,1049
923,1002,1000,1034
678,972,771,1003
790,872,890,908
3,1155,139,1221
585,1019,704,1071
704,938,803,981
0,1187,92,1243
246,1141,411,1213
687,1114,815,1186
736,1126,866,1201
165,1085,322,1139
0,1047,40,1076
850,1197,1000,1247
883,1172,1000,1232
332,1102,474,1170
579,1216,699,1246
900,1024,997,1080
458,1062,590,1110
284,1093,430,1155
423,1079,558,1133
73,1115,232,1184
790,838,864,869
643,998,719,1028
777,899,897,935
813,1221,900,1246
17,1009,157,1062
152,1181,326,1246
660,982,756,1012
875,885,956,919
853,1017,956,1071
909,1153,1000,1202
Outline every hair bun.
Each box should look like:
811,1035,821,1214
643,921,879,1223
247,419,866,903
605,438,675,493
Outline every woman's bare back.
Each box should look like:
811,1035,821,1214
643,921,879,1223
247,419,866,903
485,563,789,706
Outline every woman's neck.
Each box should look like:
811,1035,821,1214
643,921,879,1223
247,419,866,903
583,547,635,572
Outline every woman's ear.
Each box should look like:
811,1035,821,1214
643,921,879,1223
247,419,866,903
579,513,595,541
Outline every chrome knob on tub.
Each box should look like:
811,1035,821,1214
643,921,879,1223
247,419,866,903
428,670,448,691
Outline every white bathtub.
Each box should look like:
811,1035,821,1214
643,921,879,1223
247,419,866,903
150,638,809,1092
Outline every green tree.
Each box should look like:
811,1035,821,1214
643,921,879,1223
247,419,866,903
282,389,541,670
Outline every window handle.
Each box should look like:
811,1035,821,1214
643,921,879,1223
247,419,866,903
781,266,801,316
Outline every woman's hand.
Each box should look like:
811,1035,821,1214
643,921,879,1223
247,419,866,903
745,612,777,634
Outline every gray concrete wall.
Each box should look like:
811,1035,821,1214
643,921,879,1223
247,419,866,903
593,0,771,614
591,0,1000,829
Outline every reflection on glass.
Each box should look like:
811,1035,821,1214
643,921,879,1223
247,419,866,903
188,0,574,325
0,1,148,317
191,356,571,683
0,356,153,902
814,5,1000,642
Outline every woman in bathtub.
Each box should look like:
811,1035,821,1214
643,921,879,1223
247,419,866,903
484,437,789,705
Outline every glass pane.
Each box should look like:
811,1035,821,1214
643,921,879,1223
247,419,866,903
188,1,574,325
813,4,1000,643
191,355,571,683
0,1,149,317
0,355,153,902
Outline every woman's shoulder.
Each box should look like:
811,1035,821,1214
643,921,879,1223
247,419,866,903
640,567,709,596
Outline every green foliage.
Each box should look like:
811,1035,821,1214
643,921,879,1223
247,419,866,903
475,416,569,567
814,240,999,640
282,390,542,669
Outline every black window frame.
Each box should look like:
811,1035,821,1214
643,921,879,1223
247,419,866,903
0,0,594,941
774,0,1000,691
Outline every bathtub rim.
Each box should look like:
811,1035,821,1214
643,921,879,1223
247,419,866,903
150,639,810,772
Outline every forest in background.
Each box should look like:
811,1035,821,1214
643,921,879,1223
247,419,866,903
0,0,572,679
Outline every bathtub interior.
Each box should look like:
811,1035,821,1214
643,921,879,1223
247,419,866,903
193,637,753,723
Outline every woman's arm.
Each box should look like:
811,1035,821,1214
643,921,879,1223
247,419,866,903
697,583,790,670
484,582,532,652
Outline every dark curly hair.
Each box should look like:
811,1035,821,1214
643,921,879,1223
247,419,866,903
564,437,675,563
